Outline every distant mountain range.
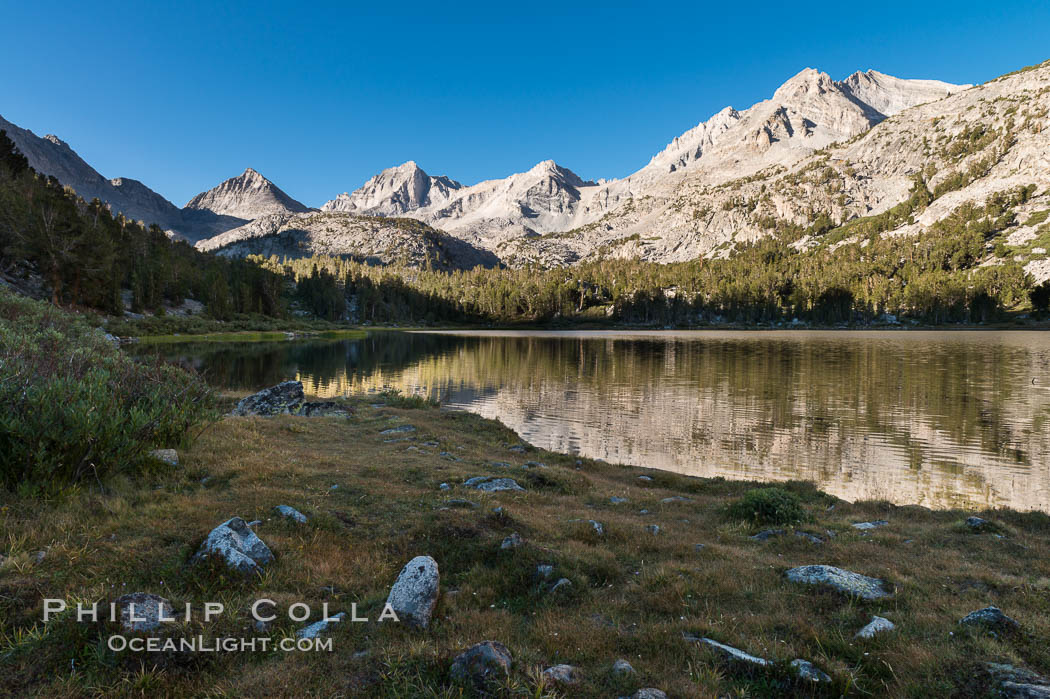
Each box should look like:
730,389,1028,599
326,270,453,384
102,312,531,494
4,61,1049,281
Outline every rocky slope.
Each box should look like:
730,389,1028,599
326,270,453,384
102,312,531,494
315,67,974,264
0,114,185,233
184,167,310,221
195,211,498,271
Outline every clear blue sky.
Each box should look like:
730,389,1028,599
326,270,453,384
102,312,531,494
2,1,1048,207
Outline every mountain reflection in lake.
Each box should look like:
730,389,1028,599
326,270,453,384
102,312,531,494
132,330,1050,512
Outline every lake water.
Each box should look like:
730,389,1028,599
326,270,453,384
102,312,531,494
133,330,1050,512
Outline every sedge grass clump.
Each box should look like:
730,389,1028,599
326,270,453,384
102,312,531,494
726,486,809,526
0,288,217,489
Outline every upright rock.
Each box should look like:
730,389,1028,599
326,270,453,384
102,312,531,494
386,555,440,629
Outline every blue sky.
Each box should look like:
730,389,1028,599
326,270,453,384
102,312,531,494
2,1,1048,207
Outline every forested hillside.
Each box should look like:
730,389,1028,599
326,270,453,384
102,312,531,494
0,130,285,320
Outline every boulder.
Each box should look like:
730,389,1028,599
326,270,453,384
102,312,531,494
791,659,832,683
274,505,307,523
450,641,513,687
232,381,304,416
192,517,274,573
296,612,346,639
115,592,174,632
386,555,440,629
785,565,893,600
855,615,896,639
959,606,1019,630
149,449,178,466
985,663,1050,698
542,664,581,684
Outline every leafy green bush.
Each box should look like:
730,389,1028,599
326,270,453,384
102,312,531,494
0,288,217,488
726,487,808,526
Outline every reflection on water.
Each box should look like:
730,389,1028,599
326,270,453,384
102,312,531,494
132,330,1050,512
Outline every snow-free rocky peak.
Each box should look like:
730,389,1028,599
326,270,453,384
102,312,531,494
322,161,462,216
184,167,311,220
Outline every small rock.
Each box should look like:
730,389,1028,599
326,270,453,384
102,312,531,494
439,483,451,490
115,593,174,632
791,659,832,683
192,517,274,574
465,476,525,492
274,505,307,524
299,401,352,417
247,520,262,527
694,543,705,551
647,524,661,535
632,690,668,699
660,496,691,503
750,529,785,541
297,612,346,639
440,452,462,461
542,664,581,684
794,530,824,544
550,578,573,593
523,461,546,469
31,550,46,563
500,533,523,550
232,381,304,416
966,516,991,530
386,556,440,629
536,564,554,579
638,476,653,482
639,509,650,515
609,496,629,504
785,565,893,600
984,663,1050,697
852,520,889,531
149,449,179,466
569,519,604,536
253,618,271,633
508,445,527,453
380,424,416,435
422,441,440,447
445,499,479,509
450,641,513,687
700,638,770,666
959,606,1019,630
855,615,896,638
491,461,512,468
612,659,636,675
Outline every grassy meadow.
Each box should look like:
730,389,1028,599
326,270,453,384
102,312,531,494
3,395,1050,697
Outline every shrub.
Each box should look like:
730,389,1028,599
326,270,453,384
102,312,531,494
377,387,439,409
0,288,217,488
726,487,808,526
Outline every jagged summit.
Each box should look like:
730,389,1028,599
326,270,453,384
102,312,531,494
185,167,310,220
322,160,462,216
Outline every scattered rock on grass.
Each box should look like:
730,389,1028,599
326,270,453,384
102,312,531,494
380,424,416,435
501,533,523,550
274,505,307,523
550,578,572,593
794,531,824,544
465,476,525,492
115,593,174,632
192,517,274,573
791,659,832,683
638,476,653,482
699,638,770,666
297,612,346,639
984,663,1050,698
439,483,450,490
647,524,661,535
450,641,513,686
232,381,304,416
149,449,178,466
569,519,604,536
660,496,691,503
966,516,991,531
609,496,629,504
855,615,896,639
612,659,635,675
542,664,581,684
386,556,440,629
852,520,889,531
631,690,668,699
508,445,527,453
751,529,784,541
536,564,554,579
785,565,893,600
960,606,1019,630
